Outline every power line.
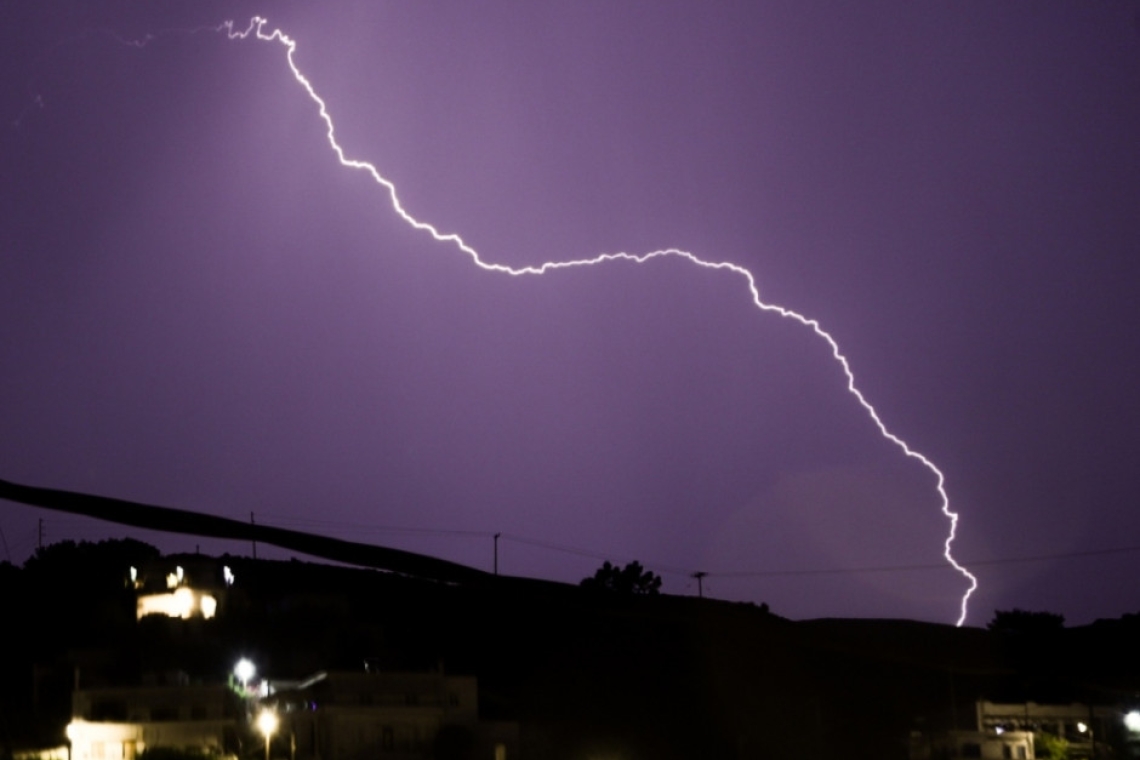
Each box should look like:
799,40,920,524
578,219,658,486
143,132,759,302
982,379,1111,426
497,533,696,577
263,515,492,540
707,545,1140,579
24,517,1140,581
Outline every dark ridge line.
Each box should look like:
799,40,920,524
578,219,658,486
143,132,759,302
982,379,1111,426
0,476,490,584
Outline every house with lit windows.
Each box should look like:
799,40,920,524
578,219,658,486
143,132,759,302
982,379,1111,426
130,556,235,621
66,674,242,760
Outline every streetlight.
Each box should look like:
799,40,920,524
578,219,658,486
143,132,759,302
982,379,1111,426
257,709,278,760
234,659,256,690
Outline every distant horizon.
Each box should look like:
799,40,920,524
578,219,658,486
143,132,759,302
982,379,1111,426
6,484,1132,629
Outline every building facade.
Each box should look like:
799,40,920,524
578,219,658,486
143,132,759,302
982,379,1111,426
270,670,516,760
67,678,242,760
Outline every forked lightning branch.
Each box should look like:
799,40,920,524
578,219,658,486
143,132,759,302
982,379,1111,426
73,16,987,624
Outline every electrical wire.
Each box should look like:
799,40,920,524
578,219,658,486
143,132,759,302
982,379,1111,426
24,517,1140,581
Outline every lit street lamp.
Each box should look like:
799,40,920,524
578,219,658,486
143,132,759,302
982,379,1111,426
257,709,278,760
234,659,256,690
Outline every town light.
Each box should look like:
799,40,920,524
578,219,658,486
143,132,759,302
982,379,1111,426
1125,711,1140,733
257,709,279,760
257,709,278,737
234,658,256,688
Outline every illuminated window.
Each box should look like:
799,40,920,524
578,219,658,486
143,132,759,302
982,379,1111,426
137,589,215,620
172,588,195,617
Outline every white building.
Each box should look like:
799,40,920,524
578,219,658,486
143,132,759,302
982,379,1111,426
912,729,1035,760
911,700,1123,760
67,679,241,760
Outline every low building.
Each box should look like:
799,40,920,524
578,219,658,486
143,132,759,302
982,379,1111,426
911,700,1126,760
269,670,517,760
67,676,242,760
912,729,1035,760
978,701,1118,760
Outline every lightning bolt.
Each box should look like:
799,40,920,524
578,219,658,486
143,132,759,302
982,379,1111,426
218,17,977,624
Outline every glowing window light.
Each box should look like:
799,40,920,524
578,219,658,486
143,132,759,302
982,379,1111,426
172,587,195,617
200,594,218,619
136,589,215,620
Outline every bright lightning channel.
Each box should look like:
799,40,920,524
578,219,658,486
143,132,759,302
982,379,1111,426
221,17,978,626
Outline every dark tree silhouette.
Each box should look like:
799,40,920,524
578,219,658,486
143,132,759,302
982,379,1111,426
23,537,160,581
580,560,662,595
987,608,1065,634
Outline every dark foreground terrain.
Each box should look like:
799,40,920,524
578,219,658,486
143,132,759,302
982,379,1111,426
3,538,1139,760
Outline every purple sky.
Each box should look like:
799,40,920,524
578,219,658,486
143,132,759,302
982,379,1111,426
2,1,1139,626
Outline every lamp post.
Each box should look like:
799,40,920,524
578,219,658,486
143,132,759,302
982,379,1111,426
257,709,278,760
234,659,256,691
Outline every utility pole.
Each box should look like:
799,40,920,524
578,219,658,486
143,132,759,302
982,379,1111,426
38,518,43,549
493,533,501,575
692,571,706,598
250,512,257,559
